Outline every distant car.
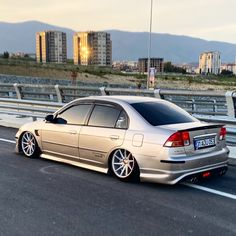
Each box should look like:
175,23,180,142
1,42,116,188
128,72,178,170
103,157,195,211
15,96,229,184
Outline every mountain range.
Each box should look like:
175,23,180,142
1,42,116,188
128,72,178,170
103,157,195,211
1,20,236,63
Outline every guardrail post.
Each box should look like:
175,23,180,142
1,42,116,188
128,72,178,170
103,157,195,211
13,83,22,99
191,99,196,112
153,89,163,99
99,87,109,96
49,94,54,101
8,92,14,98
212,99,218,113
55,85,63,103
225,91,236,117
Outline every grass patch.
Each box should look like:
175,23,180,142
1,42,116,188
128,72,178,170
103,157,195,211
1,58,236,88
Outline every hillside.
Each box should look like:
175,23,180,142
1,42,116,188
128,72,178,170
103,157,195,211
1,21,236,63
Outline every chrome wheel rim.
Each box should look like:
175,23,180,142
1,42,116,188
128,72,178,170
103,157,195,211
21,132,36,157
112,149,135,178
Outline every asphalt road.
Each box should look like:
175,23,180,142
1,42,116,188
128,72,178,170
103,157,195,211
0,126,235,236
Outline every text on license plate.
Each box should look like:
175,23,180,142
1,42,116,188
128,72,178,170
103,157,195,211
194,136,216,150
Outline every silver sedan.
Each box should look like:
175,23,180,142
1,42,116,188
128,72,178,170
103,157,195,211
15,96,229,184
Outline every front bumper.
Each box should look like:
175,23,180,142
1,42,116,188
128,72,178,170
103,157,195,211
15,131,20,153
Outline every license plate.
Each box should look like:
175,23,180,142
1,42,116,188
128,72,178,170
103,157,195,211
194,136,216,150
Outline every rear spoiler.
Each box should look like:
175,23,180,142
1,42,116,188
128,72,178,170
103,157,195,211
180,124,223,132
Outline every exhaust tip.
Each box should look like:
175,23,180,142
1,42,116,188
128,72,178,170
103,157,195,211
219,167,227,176
190,176,199,183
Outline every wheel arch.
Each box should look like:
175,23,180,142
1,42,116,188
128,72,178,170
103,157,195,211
18,131,26,153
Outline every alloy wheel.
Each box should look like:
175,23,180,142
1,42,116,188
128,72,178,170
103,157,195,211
111,149,135,179
21,132,37,157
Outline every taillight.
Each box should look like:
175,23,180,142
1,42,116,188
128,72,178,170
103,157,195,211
164,131,190,147
219,127,226,140
182,132,190,146
202,172,211,178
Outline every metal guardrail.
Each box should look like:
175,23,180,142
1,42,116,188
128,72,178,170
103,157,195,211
193,115,236,145
0,83,230,115
1,83,236,144
0,98,62,120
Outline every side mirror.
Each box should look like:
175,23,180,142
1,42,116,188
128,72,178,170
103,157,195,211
45,114,54,123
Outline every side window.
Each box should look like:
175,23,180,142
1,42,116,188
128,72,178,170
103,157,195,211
88,105,121,128
56,104,92,125
115,111,128,129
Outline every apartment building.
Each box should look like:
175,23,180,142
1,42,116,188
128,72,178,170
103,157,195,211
138,58,164,73
73,31,112,66
199,51,221,75
36,31,67,63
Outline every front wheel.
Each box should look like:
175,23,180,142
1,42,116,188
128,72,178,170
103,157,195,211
21,132,39,158
111,149,139,182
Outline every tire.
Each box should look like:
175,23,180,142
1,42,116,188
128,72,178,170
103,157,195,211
111,149,139,182
21,132,39,158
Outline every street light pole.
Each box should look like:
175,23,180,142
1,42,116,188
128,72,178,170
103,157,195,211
147,0,153,90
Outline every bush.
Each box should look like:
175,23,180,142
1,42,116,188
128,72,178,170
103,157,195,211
221,69,233,76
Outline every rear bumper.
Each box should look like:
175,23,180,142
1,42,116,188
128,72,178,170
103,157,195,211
139,147,229,184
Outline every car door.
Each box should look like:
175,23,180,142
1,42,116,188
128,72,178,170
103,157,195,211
41,103,92,160
79,104,128,166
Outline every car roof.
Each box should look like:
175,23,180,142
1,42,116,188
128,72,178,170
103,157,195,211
77,95,162,104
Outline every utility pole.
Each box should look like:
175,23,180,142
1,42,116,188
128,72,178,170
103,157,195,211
234,56,236,75
147,0,153,89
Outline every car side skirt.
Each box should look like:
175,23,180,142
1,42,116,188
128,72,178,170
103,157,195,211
40,153,108,174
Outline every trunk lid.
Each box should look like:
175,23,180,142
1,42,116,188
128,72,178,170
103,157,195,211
160,122,224,155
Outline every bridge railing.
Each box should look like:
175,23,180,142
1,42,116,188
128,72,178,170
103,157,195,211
0,98,62,120
0,83,233,115
1,83,236,144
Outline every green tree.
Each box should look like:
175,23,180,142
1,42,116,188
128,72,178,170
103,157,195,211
164,62,173,72
221,69,233,76
3,51,9,59
164,61,186,74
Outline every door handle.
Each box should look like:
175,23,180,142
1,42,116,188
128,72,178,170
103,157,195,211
110,135,119,141
69,130,77,135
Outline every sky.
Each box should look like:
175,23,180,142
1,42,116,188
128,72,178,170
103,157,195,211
1,0,236,43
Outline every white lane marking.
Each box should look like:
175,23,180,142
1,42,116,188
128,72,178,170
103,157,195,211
183,182,236,200
0,138,16,144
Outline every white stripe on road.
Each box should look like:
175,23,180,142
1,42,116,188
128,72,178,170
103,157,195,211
0,138,16,144
183,183,236,200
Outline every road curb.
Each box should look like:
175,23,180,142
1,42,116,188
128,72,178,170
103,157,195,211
0,114,34,129
0,121,22,129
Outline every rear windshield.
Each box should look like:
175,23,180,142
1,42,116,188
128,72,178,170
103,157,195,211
131,102,196,126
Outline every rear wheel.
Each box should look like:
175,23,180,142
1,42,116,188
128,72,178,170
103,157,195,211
111,149,139,181
21,132,39,158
